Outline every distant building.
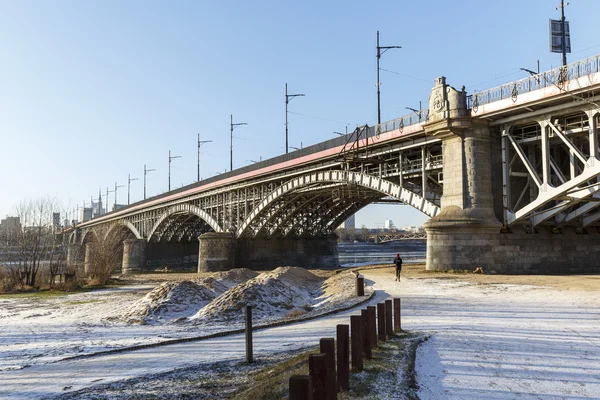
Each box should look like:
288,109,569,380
112,204,126,212
79,207,93,223
343,215,356,229
0,216,21,242
402,226,420,233
52,212,61,233
91,190,104,217
384,219,395,230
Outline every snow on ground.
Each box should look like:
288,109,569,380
1,268,599,399
0,268,368,373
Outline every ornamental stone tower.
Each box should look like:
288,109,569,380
422,77,502,271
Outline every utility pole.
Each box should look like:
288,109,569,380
114,182,124,210
127,174,138,205
376,31,401,125
285,83,304,154
230,115,247,172
556,0,570,66
168,150,181,191
106,187,114,213
197,134,212,181
143,164,155,200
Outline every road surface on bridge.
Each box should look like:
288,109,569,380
2,269,599,399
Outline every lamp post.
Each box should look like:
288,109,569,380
334,127,349,136
197,134,212,182
556,0,570,67
114,182,124,210
376,31,401,125
405,101,423,121
127,174,138,205
285,83,304,154
143,164,155,200
168,150,181,191
106,187,114,213
230,115,247,172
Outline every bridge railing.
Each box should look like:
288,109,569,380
468,54,600,109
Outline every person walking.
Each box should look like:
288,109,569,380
394,253,403,281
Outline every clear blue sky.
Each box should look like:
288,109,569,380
2,0,600,228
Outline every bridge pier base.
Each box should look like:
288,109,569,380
122,239,146,274
66,243,85,277
84,242,93,276
198,232,236,272
236,235,339,269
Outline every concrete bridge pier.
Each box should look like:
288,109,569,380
83,242,93,276
198,232,236,272
122,239,147,274
66,243,85,276
423,77,502,272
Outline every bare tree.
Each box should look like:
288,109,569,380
2,198,63,288
86,225,129,285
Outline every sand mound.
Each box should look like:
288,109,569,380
205,268,259,286
122,281,215,324
190,267,322,324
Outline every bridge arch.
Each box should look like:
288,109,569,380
237,170,440,238
103,220,143,242
147,203,223,242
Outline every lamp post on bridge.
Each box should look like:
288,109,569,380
168,150,181,192
334,126,349,136
197,134,212,182
376,31,401,125
285,83,304,154
127,174,138,205
106,187,114,213
114,182,124,210
143,164,155,200
405,101,423,122
230,115,247,172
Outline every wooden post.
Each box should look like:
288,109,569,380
350,315,363,371
385,299,393,338
355,275,364,296
245,305,253,363
377,302,386,342
367,306,377,349
289,375,313,400
393,298,401,332
309,353,327,400
336,324,349,392
361,309,372,359
319,338,336,400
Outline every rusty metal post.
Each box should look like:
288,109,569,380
319,338,336,400
245,305,253,363
356,275,364,296
350,315,363,371
336,324,349,392
385,299,393,337
377,302,386,342
309,353,327,400
394,298,401,332
367,306,377,349
289,375,313,400
361,309,372,359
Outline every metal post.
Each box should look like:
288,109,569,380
285,83,304,154
245,305,253,363
230,115,247,172
168,150,181,192
289,375,313,400
114,182,124,210
319,338,336,400
355,274,364,296
561,0,567,67
367,306,377,349
143,164,155,200
127,174,138,205
350,315,363,371
106,187,114,213
197,134,212,182
376,31,401,125
336,324,349,392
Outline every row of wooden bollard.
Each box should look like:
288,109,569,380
289,298,401,399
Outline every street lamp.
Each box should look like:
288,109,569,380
127,174,138,205
168,150,181,191
285,83,305,154
376,31,401,125
197,134,212,182
405,101,423,121
230,115,247,172
106,187,114,213
143,164,155,200
334,127,349,136
114,182,124,210
520,60,540,83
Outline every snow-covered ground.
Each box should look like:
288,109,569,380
1,268,599,399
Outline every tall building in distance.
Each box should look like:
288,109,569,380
343,214,356,229
384,219,396,230
91,190,104,218
52,212,60,233
79,207,93,223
